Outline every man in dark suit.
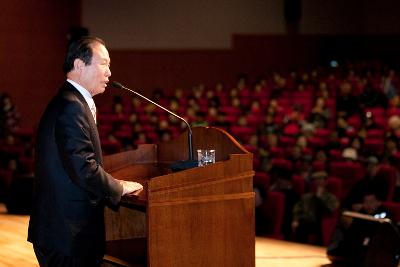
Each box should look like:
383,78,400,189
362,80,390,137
28,36,142,266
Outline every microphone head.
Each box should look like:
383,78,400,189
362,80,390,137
112,81,124,89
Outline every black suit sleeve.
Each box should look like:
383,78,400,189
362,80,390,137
55,98,123,205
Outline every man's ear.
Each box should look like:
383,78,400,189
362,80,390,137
73,58,85,71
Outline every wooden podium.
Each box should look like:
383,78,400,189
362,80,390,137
103,126,255,267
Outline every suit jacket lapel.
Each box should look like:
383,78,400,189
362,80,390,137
61,82,104,165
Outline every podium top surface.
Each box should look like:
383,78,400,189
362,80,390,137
104,126,254,207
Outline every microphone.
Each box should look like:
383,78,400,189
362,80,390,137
112,81,197,171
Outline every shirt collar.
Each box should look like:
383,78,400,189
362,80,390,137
66,79,95,108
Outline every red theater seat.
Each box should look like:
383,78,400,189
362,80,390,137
364,138,385,156
377,164,397,202
387,107,400,117
321,210,340,246
314,128,332,139
307,136,327,150
269,146,285,158
279,136,296,147
326,177,343,201
229,126,254,143
219,106,240,116
312,160,327,172
329,161,364,199
291,175,306,196
254,172,270,190
366,129,385,139
365,107,386,117
328,149,343,161
282,123,300,136
258,191,285,239
382,202,400,225
101,140,122,155
271,158,293,171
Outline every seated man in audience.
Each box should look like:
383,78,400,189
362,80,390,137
292,171,339,245
327,191,393,265
343,156,389,211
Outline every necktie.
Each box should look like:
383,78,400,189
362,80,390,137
90,103,97,123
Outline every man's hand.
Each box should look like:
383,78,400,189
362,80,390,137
119,180,143,196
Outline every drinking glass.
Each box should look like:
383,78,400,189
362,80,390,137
197,149,215,166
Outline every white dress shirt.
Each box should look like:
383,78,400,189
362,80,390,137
66,79,97,123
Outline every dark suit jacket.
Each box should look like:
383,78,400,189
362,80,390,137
28,81,123,258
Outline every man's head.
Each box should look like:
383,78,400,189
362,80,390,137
365,156,379,178
362,192,382,215
63,36,111,96
311,170,328,188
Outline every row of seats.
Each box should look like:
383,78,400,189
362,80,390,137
255,170,400,246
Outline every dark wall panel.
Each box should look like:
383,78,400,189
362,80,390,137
0,1,80,130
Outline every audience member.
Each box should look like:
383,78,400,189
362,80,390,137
5,62,400,247
309,97,330,128
336,81,359,119
292,171,339,245
382,69,398,100
383,135,399,162
343,156,389,211
327,191,393,265
0,93,20,137
257,113,279,136
358,80,387,109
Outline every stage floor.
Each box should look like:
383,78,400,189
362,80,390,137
0,204,331,267
255,237,331,267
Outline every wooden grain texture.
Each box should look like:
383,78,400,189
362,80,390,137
104,126,256,267
148,194,255,267
105,206,146,241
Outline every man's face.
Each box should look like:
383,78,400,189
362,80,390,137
363,195,380,214
79,42,111,96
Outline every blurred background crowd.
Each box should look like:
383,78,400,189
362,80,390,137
2,61,400,247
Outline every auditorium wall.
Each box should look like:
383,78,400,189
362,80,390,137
2,1,400,130
83,0,400,49
85,0,400,107
0,1,80,130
